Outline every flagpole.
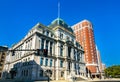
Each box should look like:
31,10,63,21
58,1,60,18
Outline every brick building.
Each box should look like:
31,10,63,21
72,20,100,78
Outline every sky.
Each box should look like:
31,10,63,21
0,0,120,67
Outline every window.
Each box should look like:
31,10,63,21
39,70,43,77
51,34,53,38
74,49,76,60
61,71,64,77
46,40,49,49
74,63,76,69
60,60,63,67
60,33,63,39
26,70,28,76
40,58,43,65
68,62,71,72
50,59,52,67
68,46,71,58
60,45,63,56
45,59,48,66
41,39,44,49
46,31,49,36
50,42,53,55
22,70,23,76
77,54,80,61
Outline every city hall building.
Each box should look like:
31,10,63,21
2,18,86,81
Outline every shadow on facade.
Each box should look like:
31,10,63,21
2,60,52,82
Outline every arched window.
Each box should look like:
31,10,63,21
39,70,43,77
61,71,64,77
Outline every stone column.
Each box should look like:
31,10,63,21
52,42,55,56
64,44,68,58
35,36,39,49
64,44,68,80
71,48,74,60
44,39,46,49
57,42,60,57
56,58,59,80
39,38,42,49
53,59,56,80
82,52,84,62
43,58,46,66
48,41,50,56
48,58,50,66
64,60,68,80
33,34,37,49
71,62,75,75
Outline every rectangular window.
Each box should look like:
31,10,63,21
78,55,80,61
46,40,49,49
41,39,44,49
39,70,43,77
61,71,64,77
74,63,76,69
74,49,76,60
60,60,63,67
60,45,63,56
68,62,71,72
40,58,43,65
60,33,63,39
50,59,52,67
47,31,49,36
45,59,48,66
68,47,71,58
50,42,53,55
51,34,53,38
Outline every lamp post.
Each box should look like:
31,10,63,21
45,70,52,82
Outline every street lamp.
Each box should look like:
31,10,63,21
45,69,52,82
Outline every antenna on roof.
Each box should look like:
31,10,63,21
58,0,60,18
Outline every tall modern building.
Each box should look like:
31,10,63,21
2,18,86,81
72,20,100,78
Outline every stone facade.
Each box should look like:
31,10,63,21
2,18,86,81
0,46,8,79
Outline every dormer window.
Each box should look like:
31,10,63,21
46,31,49,36
60,33,63,39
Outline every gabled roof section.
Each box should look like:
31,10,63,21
48,18,73,33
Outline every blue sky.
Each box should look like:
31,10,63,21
0,0,120,67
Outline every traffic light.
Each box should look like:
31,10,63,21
12,51,15,56
37,49,40,56
43,49,48,57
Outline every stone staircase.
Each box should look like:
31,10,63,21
78,75,88,80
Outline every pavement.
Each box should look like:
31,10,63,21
0,78,120,82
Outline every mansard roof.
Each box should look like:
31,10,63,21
48,18,73,33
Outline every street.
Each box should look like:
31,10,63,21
0,79,120,82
